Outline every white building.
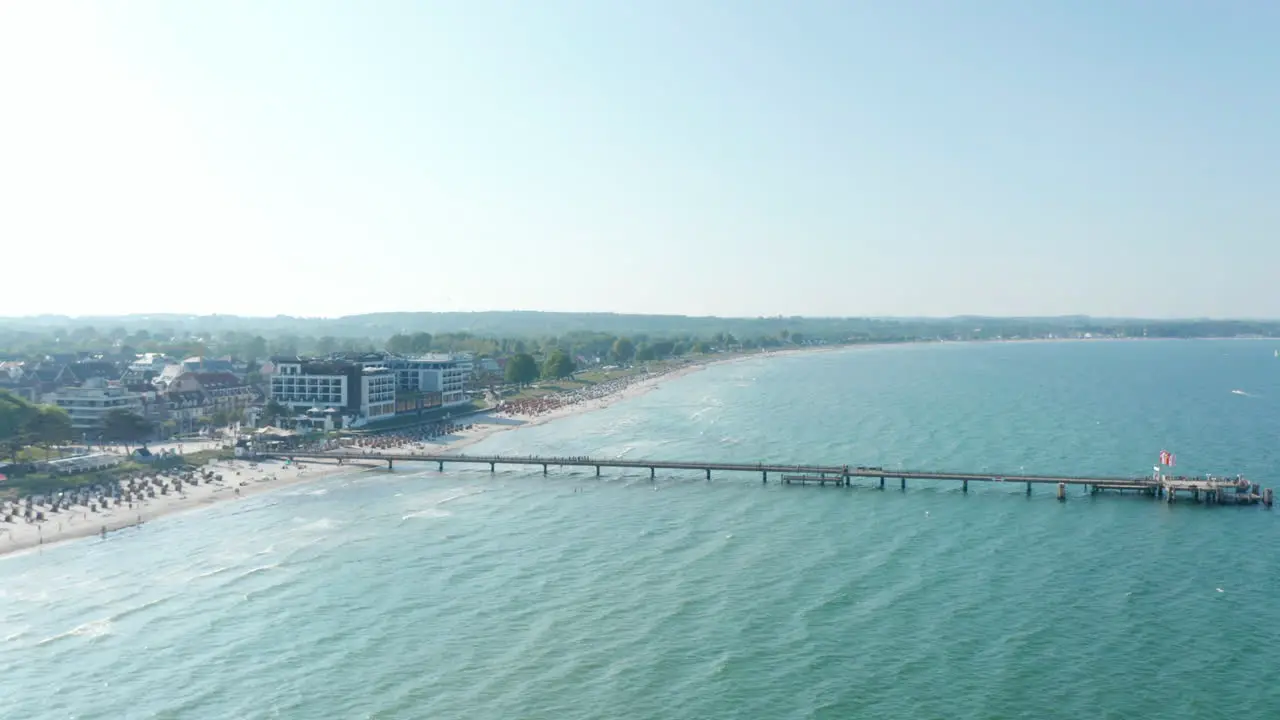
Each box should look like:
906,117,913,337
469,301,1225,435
269,358,396,427
383,354,467,407
129,353,174,374
46,378,145,433
360,366,397,422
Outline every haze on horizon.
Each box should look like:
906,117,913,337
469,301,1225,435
2,2,1277,321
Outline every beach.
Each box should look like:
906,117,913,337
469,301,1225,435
0,352,776,558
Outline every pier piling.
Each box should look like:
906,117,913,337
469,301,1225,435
1026,482,1032,496
962,480,968,493
490,462,495,473
900,477,906,491
1057,482,1066,501
387,459,393,470
439,460,444,472
706,468,711,481
650,467,656,480
542,464,547,475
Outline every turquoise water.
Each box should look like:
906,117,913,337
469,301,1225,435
2,340,1278,719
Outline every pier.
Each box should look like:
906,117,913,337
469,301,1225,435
265,451,1272,507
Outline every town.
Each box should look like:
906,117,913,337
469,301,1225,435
0,324,827,483
2,312,1279,487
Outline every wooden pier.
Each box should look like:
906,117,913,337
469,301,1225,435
265,450,1272,508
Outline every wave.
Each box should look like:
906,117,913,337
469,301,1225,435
192,565,236,581
36,618,113,646
109,597,169,624
437,488,486,506
401,487,486,521
402,508,452,521
219,563,282,589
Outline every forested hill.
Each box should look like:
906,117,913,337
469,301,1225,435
1,312,1279,344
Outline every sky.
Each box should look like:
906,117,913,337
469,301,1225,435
2,2,1278,319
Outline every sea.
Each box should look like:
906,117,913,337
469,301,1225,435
2,339,1278,719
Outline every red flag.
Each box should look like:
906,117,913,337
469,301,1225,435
1169,453,1176,467
1159,451,1169,466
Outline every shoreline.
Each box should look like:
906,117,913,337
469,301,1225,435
0,347,810,559
5,336,1264,559
0,458,363,559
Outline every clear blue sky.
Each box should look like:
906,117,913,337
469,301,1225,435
2,2,1277,319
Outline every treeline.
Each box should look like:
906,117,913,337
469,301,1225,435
3,314,1280,361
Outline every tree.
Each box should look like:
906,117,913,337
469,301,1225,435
505,353,539,387
316,336,340,355
25,405,72,459
650,340,675,359
270,335,300,357
0,390,37,461
262,399,290,427
387,333,415,355
541,350,576,380
790,332,805,345
691,341,711,354
101,409,152,452
245,335,268,360
409,332,433,354
611,337,636,364
635,344,657,363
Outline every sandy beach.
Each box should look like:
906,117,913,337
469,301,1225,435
0,348,815,558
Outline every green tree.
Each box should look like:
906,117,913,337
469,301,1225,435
635,344,657,362
505,353,539,387
386,333,415,355
316,336,340,355
691,341,711,354
262,399,290,427
650,340,675,359
611,337,636,364
541,350,576,380
245,335,268,360
671,342,688,356
0,391,37,461
101,409,153,452
409,332,433,354
270,336,300,357
790,332,805,345
25,405,73,459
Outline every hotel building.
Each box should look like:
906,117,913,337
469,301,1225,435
269,357,396,427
